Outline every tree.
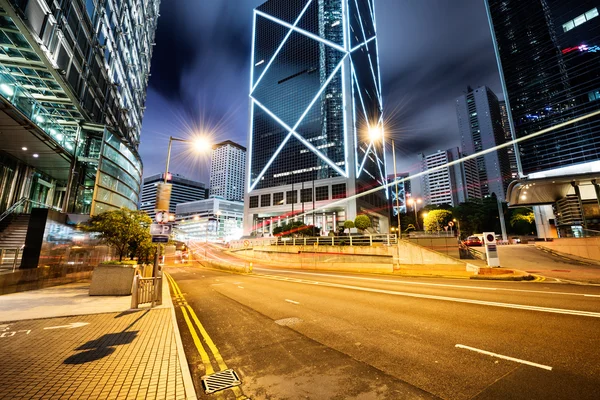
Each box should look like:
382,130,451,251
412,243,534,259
343,220,354,234
423,209,453,232
354,215,371,232
509,208,536,235
81,208,154,261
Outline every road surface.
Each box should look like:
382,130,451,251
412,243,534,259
166,246,600,399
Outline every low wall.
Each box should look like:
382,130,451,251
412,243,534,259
536,238,600,261
0,265,94,295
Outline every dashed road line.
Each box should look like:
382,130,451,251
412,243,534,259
251,273,600,318
285,299,300,305
456,344,552,371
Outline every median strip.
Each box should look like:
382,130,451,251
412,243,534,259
455,344,552,371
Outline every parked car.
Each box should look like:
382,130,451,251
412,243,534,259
464,236,482,247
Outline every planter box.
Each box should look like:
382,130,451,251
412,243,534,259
89,264,137,296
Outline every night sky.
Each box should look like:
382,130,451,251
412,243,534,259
138,0,503,194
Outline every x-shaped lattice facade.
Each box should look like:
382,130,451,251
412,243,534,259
248,0,386,194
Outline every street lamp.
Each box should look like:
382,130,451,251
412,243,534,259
453,218,461,239
407,197,422,230
368,124,402,239
154,135,211,277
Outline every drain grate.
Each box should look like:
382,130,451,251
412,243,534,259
201,369,241,394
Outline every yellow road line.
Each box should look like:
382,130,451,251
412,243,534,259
165,271,246,399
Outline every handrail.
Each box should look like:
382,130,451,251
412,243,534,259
0,198,62,225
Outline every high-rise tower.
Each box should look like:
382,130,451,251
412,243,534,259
245,0,388,235
0,0,160,216
210,140,247,202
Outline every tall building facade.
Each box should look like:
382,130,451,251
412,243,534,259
499,100,519,178
175,198,244,243
487,0,600,237
387,172,409,217
420,148,470,207
210,141,247,202
244,0,388,235
486,0,600,175
141,174,207,220
456,86,512,200
0,0,160,216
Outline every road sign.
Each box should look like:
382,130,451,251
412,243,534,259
155,182,172,211
448,221,454,227
243,240,250,248
150,224,172,236
483,231,500,267
152,236,169,243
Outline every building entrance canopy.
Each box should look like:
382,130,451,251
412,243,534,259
506,172,600,207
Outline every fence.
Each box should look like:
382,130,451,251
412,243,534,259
0,248,22,273
131,274,162,308
229,234,397,249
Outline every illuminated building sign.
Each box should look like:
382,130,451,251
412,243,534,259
562,44,600,54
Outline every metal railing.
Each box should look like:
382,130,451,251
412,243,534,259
229,234,397,249
131,274,162,308
0,247,23,273
0,197,61,225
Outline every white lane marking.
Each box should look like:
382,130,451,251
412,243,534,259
285,299,300,305
455,344,552,371
238,286,244,289
44,322,89,330
254,274,600,318
253,268,600,298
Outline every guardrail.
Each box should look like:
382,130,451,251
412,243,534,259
131,274,162,308
229,234,397,249
0,248,23,273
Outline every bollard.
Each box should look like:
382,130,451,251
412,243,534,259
131,274,139,309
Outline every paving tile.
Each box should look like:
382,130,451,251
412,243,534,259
0,309,187,400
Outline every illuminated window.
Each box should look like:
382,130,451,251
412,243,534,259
586,8,599,21
260,194,271,207
315,186,328,201
249,196,259,208
574,14,587,27
273,192,284,205
563,21,575,32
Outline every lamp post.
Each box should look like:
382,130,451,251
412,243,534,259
369,126,401,238
453,218,461,239
407,197,422,230
155,135,211,277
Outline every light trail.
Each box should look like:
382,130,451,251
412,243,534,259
294,108,600,219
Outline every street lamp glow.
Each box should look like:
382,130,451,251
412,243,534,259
192,136,212,153
368,125,383,142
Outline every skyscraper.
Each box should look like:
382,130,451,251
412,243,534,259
487,0,600,237
140,174,207,220
244,0,388,235
456,86,511,200
499,101,519,179
486,0,600,175
420,148,468,207
210,141,247,202
0,0,160,216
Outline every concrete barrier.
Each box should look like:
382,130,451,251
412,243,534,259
536,238,600,261
89,265,136,296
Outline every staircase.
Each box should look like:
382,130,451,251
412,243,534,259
0,214,30,271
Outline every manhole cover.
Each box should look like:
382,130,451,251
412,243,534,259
274,317,303,326
201,369,241,394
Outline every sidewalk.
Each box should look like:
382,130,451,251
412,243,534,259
0,279,196,400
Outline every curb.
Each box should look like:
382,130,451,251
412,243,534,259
164,277,198,400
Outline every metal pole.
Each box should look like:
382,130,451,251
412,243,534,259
497,198,508,241
164,136,173,184
391,140,401,238
413,203,420,231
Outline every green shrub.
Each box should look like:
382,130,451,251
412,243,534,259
101,260,137,265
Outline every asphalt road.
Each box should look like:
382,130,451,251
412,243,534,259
166,250,600,400
496,245,600,283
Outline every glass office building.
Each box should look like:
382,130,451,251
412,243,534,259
245,0,388,236
486,0,600,175
0,0,160,216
